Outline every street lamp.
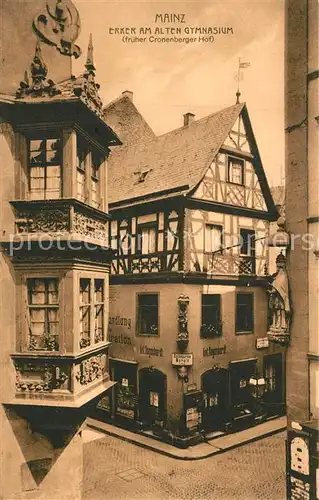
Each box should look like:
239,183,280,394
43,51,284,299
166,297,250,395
249,374,266,399
249,373,266,422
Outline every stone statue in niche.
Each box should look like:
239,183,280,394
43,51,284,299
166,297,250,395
267,252,291,345
177,294,190,351
33,0,81,58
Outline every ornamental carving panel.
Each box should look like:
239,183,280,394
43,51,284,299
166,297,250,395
15,363,69,393
75,353,107,386
33,0,81,58
16,208,69,234
73,211,107,241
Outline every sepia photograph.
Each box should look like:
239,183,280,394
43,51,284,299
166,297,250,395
0,0,318,499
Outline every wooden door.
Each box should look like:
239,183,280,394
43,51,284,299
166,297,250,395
139,368,166,426
263,353,284,416
201,368,228,432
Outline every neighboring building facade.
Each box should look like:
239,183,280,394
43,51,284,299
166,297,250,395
96,97,286,446
285,0,319,426
284,0,319,497
0,1,120,497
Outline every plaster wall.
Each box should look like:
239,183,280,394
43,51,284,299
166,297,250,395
108,282,285,427
0,0,73,95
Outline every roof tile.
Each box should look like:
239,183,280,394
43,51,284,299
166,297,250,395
108,102,244,205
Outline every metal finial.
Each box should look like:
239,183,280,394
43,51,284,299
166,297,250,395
85,33,95,72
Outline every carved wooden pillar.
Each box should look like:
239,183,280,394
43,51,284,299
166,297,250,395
62,128,77,198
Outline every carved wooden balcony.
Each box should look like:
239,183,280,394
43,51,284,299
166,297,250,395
10,199,110,247
10,345,115,407
204,253,256,276
111,250,180,275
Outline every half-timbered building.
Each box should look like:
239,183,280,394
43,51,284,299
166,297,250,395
95,96,286,446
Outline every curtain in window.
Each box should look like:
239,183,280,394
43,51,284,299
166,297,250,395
205,225,222,253
140,226,156,254
228,157,244,184
231,163,243,184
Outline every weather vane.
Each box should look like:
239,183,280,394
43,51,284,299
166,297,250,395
235,58,251,103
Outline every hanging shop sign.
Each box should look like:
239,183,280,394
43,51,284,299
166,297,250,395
256,337,269,349
203,345,226,357
140,346,164,357
172,353,193,366
187,383,197,392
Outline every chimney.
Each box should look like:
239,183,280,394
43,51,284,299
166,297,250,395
183,112,195,126
122,90,133,102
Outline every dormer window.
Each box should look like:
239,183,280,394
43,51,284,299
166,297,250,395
28,137,62,200
227,156,244,185
134,168,152,183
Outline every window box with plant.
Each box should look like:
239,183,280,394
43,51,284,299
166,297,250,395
235,293,254,334
200,322,223,338
137,294,159,335
200,294,222,338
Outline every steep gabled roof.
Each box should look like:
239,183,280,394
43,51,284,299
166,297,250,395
108,102,245,206
104,94,155,147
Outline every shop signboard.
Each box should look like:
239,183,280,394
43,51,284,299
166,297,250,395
116,407,135,419
286,421,319,500
184,390,202,434
256,337,269,349
187,383,197,392
172,353,193,366
186,407,200,431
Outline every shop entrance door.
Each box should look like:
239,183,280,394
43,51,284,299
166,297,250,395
139,368,166,426
112,360,138,420
263,353,284,416
201,368,228,432
229,359,256,429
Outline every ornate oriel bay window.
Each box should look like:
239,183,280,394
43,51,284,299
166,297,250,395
10,265,112,406
4,39,121,409
20,127,107,210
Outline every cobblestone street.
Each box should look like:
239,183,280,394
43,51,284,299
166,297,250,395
83,431,286,500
